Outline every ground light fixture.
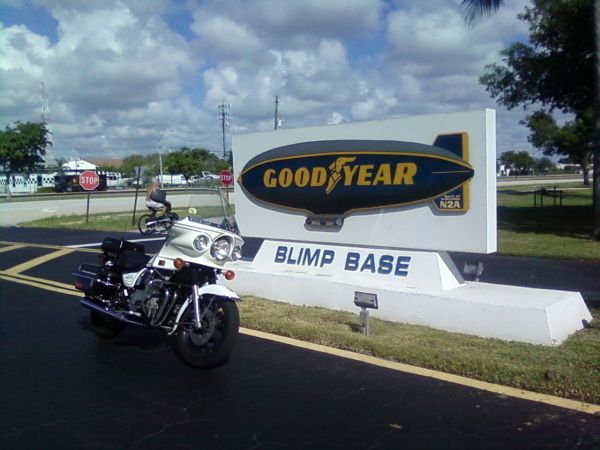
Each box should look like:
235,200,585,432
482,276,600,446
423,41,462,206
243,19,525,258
463,261,484,282
353,291,378,336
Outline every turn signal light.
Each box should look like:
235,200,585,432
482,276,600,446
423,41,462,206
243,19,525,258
173,258,186,269
224,270,235,280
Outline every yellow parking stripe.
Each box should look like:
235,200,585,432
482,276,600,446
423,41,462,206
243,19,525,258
240,329,600,416
4,248,76,275
0,271,78,291
0,240,100,253
0,244,26,253
0,274,83,297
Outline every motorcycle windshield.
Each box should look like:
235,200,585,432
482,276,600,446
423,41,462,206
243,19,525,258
216,186,240,234
187,186,239,234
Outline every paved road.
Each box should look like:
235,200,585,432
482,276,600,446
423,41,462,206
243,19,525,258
0,228,599,449
496,175,585,186
0,192,227,226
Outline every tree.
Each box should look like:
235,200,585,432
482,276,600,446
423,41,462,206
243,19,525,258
463,0,599,240
499,150,534,174
534,156,555,173
46,156,66,173
525,110,593,183
0,121,51,200
164,147,207,184
461,0,504,25
98,163,120,173
120,153,159,179
164,147,229,184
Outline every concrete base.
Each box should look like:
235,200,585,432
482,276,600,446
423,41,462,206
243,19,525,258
225,241,592,346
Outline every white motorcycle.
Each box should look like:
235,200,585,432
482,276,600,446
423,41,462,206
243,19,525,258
74,189,244,368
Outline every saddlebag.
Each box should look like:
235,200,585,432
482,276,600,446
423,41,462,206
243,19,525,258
101,237,145,258
73,263,100,293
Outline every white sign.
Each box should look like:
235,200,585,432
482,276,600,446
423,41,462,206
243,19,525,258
233,110,497,254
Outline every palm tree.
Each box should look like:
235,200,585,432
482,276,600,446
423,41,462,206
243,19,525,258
461,0,600,241
461,0,503,25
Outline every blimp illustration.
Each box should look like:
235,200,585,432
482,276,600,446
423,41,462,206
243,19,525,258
238,133,474,217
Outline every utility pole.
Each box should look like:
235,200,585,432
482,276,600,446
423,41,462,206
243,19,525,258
218,100,230,158
274,95,280,130
40,82,55,168
157,129,176,188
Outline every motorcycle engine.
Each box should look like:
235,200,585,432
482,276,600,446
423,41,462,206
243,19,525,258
128,271,162,317
141,277,165,322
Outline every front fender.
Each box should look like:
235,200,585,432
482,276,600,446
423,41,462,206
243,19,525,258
196,284,239,300
169,284,239,334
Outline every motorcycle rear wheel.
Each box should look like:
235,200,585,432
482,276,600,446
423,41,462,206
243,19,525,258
90,310,126,339
175,299,239,369
137,214,154,235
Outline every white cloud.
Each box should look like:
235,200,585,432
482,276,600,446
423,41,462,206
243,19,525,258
0,0,536,158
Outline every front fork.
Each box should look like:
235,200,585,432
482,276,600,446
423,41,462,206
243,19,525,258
192,285,202,330
169,267,236,335
190,269,217,330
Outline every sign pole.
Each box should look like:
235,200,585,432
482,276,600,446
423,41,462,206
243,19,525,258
219,169,233,204
85,192,91,223
78,170,100,224
131,166,143,225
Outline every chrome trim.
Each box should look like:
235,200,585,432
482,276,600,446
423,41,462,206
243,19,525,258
80,297,143,327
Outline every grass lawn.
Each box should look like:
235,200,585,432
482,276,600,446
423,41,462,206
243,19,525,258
19,206,227,233
497,184,600,260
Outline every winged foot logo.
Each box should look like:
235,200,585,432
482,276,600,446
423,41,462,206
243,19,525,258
239,136,473,217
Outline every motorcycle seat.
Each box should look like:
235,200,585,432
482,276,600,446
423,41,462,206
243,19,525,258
116,250,151,271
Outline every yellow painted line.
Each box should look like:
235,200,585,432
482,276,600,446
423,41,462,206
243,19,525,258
0,240,100,253
0,271,77,291
240,327,600,416
0,244,27,253
0,274,83,297
1,267,597,416
4,248,76,275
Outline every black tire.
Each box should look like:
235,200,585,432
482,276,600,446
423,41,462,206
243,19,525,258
176,299,239,369
90,310,125,339
137,214,154,235
165,212,179,231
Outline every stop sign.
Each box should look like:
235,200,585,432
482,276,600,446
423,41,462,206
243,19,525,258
220,170,233,186
79,170,99,191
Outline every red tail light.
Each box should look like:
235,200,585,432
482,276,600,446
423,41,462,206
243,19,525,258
224,270,235,280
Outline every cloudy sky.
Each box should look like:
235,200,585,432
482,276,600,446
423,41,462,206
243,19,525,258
1,0,534,161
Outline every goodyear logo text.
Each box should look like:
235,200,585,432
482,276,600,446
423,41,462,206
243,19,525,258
263,161,417,192
239,139,473,216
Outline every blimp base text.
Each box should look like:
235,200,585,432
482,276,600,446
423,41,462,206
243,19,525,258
226,240,592,346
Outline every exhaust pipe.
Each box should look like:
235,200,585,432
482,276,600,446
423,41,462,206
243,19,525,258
80,298,143,327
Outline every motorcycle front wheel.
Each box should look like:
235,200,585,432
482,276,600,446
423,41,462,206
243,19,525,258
175,298,239,369
137,214,155,235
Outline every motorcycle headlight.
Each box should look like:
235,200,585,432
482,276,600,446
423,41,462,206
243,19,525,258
211,237,231,261
192,234,210,252
232,245,242,261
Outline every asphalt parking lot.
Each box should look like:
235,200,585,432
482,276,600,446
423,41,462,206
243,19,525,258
0,227,599,449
